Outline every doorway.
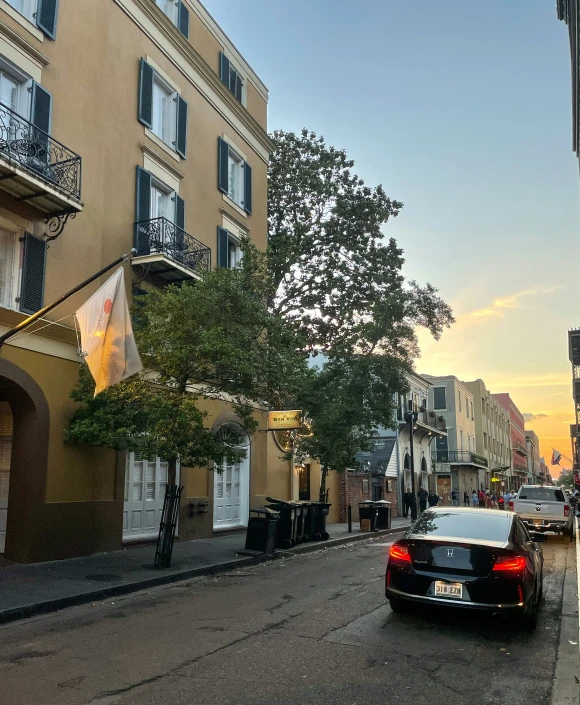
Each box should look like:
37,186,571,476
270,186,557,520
213,431,250,530
0,401,12,553
298,464,310,500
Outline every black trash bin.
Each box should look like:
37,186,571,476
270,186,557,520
298,501,316,542
359,500,377,532
375,500,392,530
314,502,331,540
245,508,279,553
265,497,298,549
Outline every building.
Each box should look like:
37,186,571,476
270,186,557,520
538,457,550,485
339,371,447,521
463,379,512,491
423,375,487,502
525,431,541,484
568,330,580,469
493,393,528,490
556,1,580,173
0,0,294,562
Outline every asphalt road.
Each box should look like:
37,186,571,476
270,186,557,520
0,533,570,705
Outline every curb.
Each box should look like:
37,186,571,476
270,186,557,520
0,525,407,627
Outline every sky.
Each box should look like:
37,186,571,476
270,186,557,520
203,0,580,475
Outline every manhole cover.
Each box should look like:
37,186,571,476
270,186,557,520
86,574,121,581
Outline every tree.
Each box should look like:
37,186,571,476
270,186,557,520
558,471,574,489
66,242,310,486
268,129,454,493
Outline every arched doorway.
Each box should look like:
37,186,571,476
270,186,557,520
213,424,250,530
0,401,13,553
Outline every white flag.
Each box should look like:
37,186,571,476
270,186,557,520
75,268,142,396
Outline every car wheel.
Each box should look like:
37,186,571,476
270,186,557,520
388,597,407,613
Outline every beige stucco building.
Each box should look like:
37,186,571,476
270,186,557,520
0,0,314,562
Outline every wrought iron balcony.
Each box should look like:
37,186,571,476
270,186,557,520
397,406,447,434
513,440,528,456
133,217,211,281
0,103,82,214
432,450,489,468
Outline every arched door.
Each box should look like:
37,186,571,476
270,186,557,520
213,433,250,530
0,402,12,553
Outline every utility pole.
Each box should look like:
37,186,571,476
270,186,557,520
404,401,419,521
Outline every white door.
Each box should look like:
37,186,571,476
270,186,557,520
0,402,12,553
213,449,250,530
123,453,179,541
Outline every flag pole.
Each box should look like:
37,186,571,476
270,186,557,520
0,249,137,349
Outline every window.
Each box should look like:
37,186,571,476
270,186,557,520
433,387,446,409
4,0,59,38
460,429,463,450
219,51,244,103
150,178,174,221
484,432,487,449
458,391,462,412
218,137,252,214
0,229,18,309
412,511,510,543
5,0,35,23
0,230,45,314
152,77,175,147
471,401,474,420
217,227,242,269
152,0,189,37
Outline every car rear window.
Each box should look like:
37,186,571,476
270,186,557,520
411,511,510,542
518,488,565,501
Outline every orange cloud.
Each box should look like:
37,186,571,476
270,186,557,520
457,286,561,327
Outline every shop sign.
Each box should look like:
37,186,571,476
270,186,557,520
268,410,302,430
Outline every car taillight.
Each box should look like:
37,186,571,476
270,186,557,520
389,543,411,563
509,501,514,511
492,555,526,572
564,505,570,518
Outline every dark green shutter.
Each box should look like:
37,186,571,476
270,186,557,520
218,137,229,194
243,162,252,214
138,59,154,129
30,82,52,134
234,73,243,102
219,52,230,86
135,166,152,255
20,233,46,314
178,1,189,38
175,194,185,255
175,95,188,158
217,227,229,268
36,0,59,40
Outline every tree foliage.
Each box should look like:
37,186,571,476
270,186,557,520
66,243,310,483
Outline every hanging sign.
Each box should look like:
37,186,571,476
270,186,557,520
268,410,302,431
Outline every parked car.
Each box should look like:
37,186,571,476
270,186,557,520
510,485,573,537
385,507,545,629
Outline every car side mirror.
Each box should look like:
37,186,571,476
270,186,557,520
529,532,547,543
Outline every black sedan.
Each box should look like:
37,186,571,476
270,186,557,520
385,507,545,628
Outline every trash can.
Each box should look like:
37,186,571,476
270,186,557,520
359,500,377,532
314,502,331,540
245,508,279,553
298,501,316,542
266,497,298,549
375,500,392,530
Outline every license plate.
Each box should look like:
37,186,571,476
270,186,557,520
434,581,463,599
534,520,543,526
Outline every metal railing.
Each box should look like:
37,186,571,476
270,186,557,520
0,103,81,201
416,410,447,433
134,217,211,276
432,450,489,467
513,440,528,455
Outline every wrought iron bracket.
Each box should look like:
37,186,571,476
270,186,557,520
44,211,76,241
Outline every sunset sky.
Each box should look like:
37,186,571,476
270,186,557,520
203,0,580,475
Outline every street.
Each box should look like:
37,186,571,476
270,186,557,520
0,533,570,705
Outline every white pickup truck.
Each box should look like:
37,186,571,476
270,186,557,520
510,485,573,537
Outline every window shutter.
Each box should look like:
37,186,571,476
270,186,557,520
138,59,154,129
178,1,189,38
217,226,229,268
36,0,59,40
235,73,243,102
175,194,185,253
243,162,252,214
20,233,46,314
218,137,229,194
175,95,188,158
134,166,152,255
30,82,52,135
219,52,230,86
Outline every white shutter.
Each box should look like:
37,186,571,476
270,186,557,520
145,461,156,501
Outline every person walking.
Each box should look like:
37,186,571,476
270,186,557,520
503,490,512,509
471,490,478,507
403,489,412,519
451,488,459,507
478,489,486,508
463,491,469,507
418,487,428,513
485,490,492,509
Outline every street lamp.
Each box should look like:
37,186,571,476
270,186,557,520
404,401,419,520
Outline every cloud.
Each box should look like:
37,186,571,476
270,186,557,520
457,286,561,328
523,412,548,422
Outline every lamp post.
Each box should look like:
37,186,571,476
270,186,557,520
404,402,419,520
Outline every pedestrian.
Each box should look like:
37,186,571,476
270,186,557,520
463,491,469,507
478,489,485,508
498,494,504,510
451,488,459,507
485,490,492,509
503,490,512,508
403,489,412,519
471,490,478,507
428,491,439,507
418,487,428,513
491,491,497,509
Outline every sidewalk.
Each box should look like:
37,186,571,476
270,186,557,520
0,518,409,625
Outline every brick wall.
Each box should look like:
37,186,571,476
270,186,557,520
339,473,399,522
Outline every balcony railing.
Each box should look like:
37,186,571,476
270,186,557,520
0,103,81,201
513,440,528,456
134,217,211,277
432,450,489,468
416,410,447,433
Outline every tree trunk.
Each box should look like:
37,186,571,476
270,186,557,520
319,465,328,503
168,457,177,486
